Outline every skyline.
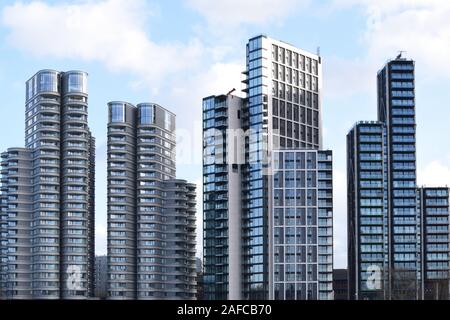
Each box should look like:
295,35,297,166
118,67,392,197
1,0,450,269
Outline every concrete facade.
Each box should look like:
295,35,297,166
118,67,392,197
107,102,197,300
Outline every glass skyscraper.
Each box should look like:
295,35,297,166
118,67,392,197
203,35,333,300
347,55,450,300
378,58,421,299
0,70,96,299
347,121,389,300
203,94,245,300
418,187,450,299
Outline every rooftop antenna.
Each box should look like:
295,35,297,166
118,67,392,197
396,50,407,59
227,88,236,96
317,46,321,57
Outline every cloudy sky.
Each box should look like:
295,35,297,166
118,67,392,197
1,0,450,268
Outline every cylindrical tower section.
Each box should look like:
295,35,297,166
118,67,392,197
26,70,61,299
107,102,137,299
136,103,176,299
60,71,90,299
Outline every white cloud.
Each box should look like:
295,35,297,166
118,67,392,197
325,0,450,98
173,60,244,167
1,0,250,123
2,0,204,90
418,160,450,188
352,1,450,73
361,1,450,79
324,56,376,98
170,61,244,103
186,0,310,30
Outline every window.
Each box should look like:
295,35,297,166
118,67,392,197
66,72,87,93
110,103,125,123
139,104,154,124
248,37,262,52
39,72,58,93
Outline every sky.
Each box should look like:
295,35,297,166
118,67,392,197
1,0,450,269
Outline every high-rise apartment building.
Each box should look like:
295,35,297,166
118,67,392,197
0,70,96,299
347,55,450,300
418,187,450,300
203,94,245,300
272,149,333,300
347,121,388,300
107,102,196,300
203,35,333,300
378,57,421,299
0,148,33,299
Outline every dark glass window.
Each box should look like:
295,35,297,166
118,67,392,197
300,107,305,123
280,120,286,136
307,109,312,126
287,103,292,120
273,99,279,116
273,118,279,130
293,105,299,121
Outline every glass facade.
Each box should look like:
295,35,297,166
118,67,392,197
202,35,328,300
272,150,333,300
64,72,88,93
138,104,154,125
347,122,388,300
26,70,59,101
243,35,323,299
203,96,230,300
202,94,246,300
419,187,450,299
39,71,59,93
242,36,268,299
110,103,126,123
378,59,420,299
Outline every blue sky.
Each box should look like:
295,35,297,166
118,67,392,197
1,0,450,268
